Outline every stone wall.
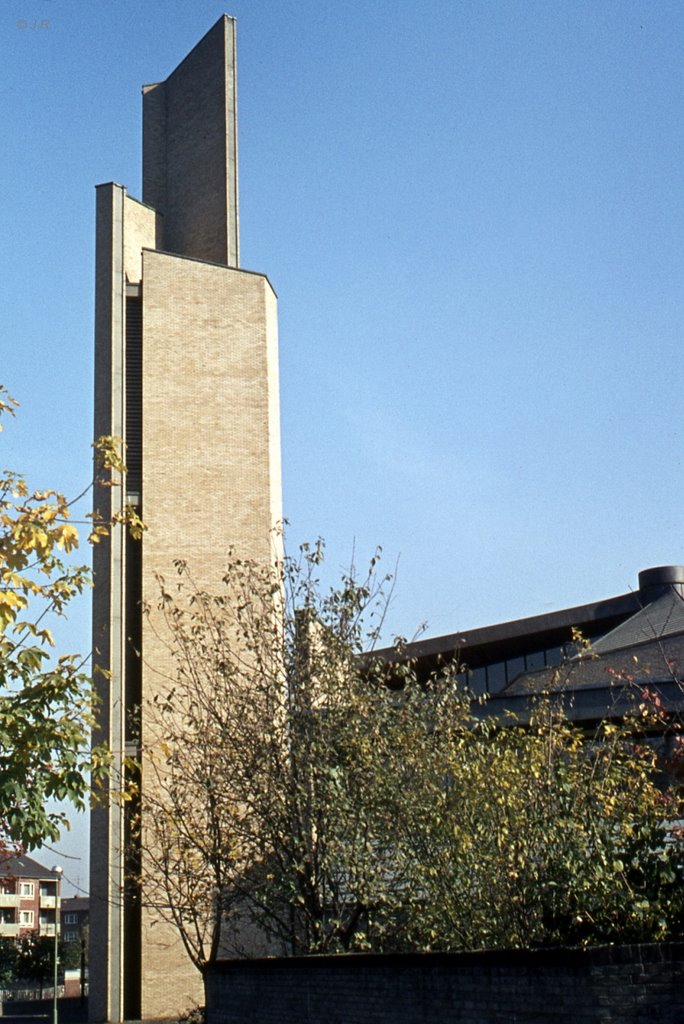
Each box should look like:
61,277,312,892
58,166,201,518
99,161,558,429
204,943,684,1024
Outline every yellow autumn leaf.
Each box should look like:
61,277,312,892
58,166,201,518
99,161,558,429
57,524,79,551
0,589,28,628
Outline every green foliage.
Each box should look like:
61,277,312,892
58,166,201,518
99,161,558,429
0,386,134,850
0,937,18,987
142,543,684,963
386,692,684,950
11,935,70,988
176,1006,205,1024
60,934,84,971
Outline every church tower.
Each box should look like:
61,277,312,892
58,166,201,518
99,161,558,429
89,16,282,1021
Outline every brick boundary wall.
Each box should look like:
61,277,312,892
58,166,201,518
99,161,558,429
204,942,684,1024
1,996,88,1022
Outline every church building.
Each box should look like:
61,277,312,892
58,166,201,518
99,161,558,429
89,16,282,1021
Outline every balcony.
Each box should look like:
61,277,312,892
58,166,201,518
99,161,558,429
41,923,57,937
0,894,20,907
0,922,20,937
40,895,57,909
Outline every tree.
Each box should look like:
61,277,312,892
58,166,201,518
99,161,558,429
0,937,18,989
0,385,141,852
386,689,684,950
139,544,684,966
13,935,68,994
140,543,412,964
61,925,86,972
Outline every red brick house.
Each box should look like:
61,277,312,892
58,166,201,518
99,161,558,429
0,853,62,939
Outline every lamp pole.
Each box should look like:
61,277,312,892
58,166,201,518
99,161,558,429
51,866,63,1024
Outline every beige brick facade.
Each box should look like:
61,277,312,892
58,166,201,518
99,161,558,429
140,250,280,595
142,17,239,268
138,252,280,1020
90,16,281,1023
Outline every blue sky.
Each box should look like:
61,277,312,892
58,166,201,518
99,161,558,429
2,0,684,887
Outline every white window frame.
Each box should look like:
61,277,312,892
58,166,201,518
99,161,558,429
20,882,35,898
20,910,34,926
64,913,78,924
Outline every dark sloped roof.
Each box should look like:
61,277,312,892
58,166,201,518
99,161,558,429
0,853,61,880
500,586,684,698
374,588,642,677
504,632,684,696
590,589,684,654
62,896,89,913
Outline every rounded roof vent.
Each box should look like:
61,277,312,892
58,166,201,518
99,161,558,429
638,565,684,593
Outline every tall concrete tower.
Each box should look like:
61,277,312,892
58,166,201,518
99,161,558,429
89,16,282,1021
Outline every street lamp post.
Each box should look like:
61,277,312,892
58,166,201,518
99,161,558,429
51,866,63,1024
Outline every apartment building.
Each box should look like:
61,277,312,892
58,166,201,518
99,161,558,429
0,853,61,939
61,896,89,945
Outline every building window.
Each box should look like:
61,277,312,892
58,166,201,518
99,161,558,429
64,913,78,924
524,649,546,672
544,646,563,667
506,656,526,685
64,931,78,942
20,910,34,926
20,882,35,898
487,661,506,692
468,666,487,695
